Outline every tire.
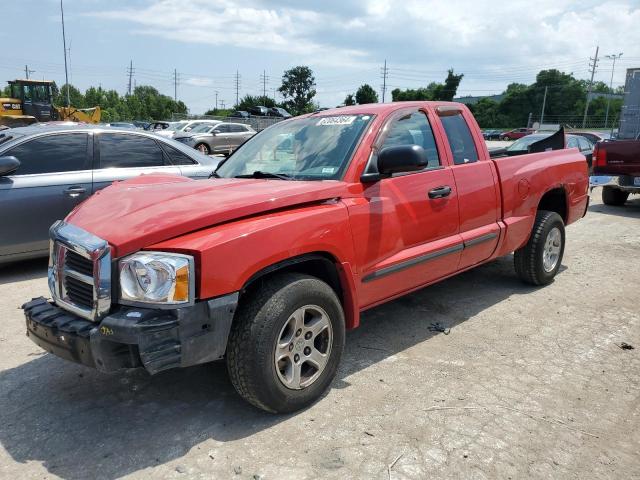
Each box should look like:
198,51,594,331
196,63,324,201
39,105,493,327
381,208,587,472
602,186,629,206
226,273,345,413
514,210,565,286
195,143,210,155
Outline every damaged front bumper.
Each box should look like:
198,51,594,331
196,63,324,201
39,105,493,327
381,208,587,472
23,293,238,375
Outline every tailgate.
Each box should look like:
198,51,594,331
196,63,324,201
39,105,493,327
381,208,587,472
594,140,640,176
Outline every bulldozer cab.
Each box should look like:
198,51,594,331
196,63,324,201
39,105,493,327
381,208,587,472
8,80,55,122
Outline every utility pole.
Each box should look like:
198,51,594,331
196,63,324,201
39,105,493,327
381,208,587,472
604,52,623,128
127,60,134,96
214,90,219,112
260,70,269,99
220,100,226,110
60,0,70,106
24,65,35,79
234,70,241,107
173,69,179,102
540,86,548,125
380,59,389,103
582,46,599,128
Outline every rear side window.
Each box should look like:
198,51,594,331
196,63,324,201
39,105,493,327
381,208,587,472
161,143,196,165
380,111,440,168
99,133,165,168
439,113,479,165
566,137,579,149
577,137,592,151
215,124,231,133
6,133,88,175
229,124,245,133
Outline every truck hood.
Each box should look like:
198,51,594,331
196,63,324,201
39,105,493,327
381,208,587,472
65,174,346,257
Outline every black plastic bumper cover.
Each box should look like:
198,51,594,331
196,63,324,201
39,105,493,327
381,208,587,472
23,292,239,375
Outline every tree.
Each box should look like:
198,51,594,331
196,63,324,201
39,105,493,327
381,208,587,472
235,94,276,111
278,66,316,115
391,69,463,102
355,84,378,104
344,93,355,106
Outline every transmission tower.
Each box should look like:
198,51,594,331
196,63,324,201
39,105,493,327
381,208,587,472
234,71,241,107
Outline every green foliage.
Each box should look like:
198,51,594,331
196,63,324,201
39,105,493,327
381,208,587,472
234,94,276,111
344,93,355,106
355,84,378,104
392,69,464,102
278,66,317,115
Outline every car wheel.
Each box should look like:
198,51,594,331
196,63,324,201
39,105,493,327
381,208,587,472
602,186,629,206
226,273,345,413
195,143,210,155
514,210,565,286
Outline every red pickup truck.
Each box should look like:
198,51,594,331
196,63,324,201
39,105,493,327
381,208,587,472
591,136,640,205
23,102,589,413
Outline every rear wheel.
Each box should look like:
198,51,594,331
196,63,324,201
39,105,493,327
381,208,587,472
514,210,565,286
195,143,210,155
226,273,345,413
602,186,629,206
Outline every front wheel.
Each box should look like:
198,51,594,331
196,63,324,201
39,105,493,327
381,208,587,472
226,273,345,413
514,210,565,286
195,143,210,155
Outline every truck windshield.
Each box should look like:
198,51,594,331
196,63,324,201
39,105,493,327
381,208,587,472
216,114,373,180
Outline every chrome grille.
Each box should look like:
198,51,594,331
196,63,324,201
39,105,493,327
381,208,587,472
48,221,112,322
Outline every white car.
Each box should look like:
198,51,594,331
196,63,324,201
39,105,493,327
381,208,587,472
154,120,221,138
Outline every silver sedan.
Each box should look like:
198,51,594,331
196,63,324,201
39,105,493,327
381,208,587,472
174,122,256,155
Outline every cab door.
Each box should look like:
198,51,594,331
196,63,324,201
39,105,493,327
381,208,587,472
347,108,462,307
436,107,501,270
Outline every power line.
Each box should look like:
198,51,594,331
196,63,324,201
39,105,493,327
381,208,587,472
234,70,241,106
259,70,269,98
380,59,388,103
24,65,35,79
582,46,600,128
127,60,135,95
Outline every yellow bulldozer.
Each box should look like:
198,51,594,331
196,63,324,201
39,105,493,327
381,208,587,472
0,79,100,128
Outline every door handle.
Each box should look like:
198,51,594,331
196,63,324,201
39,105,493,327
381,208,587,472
63,186,86,198
428,186,452,199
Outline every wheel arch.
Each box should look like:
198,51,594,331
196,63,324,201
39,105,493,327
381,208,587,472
240,252,359,329
537,186,568,223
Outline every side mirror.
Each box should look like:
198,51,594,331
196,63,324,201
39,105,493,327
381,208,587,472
0,156,20,176
211,130,218,136
184,127,192,132
377,145,428,175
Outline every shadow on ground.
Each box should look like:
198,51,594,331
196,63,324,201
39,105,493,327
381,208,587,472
0,257,48,286
587,195,640,219
0,256,543,479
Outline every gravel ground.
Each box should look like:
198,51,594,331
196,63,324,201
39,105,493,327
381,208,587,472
0,192,638,480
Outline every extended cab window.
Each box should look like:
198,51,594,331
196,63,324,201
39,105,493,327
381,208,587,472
440,112,479,165
380,111,440,168
5,133,88,175
99,133,165,168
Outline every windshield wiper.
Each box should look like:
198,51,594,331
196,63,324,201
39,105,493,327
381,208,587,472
234,171,293,180
209,171,221,178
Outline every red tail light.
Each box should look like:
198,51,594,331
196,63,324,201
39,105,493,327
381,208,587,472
592,143,607,168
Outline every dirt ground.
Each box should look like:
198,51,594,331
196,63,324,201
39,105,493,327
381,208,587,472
0,192,638,480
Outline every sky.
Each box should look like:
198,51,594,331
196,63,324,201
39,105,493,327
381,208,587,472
1,0,639,114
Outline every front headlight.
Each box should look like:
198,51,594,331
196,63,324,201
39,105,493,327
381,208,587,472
119,252,194,306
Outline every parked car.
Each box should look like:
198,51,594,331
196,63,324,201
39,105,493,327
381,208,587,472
571,131,611,144
228,111,250,119
154,120,221,138
506,133,593,166
174,122,256,155
500,128,534,140
482,129,502,140
132,120,150,129
269,107,292,118
0,125,219,264
249,105,269,116
22,101,588,413
590,135,640,205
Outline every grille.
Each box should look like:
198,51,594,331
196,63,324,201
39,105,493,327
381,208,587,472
64,272,94,309
48,221,111,322
65,250,94,277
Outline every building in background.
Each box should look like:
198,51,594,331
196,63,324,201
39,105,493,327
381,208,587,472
619,68,640,139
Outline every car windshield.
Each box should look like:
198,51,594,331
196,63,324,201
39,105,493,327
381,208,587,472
168,122,188,132
216,114,374,180
507,135,549,151
190,124,216,133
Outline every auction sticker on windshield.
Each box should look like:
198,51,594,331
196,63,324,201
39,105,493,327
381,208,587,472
317,116,357,126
